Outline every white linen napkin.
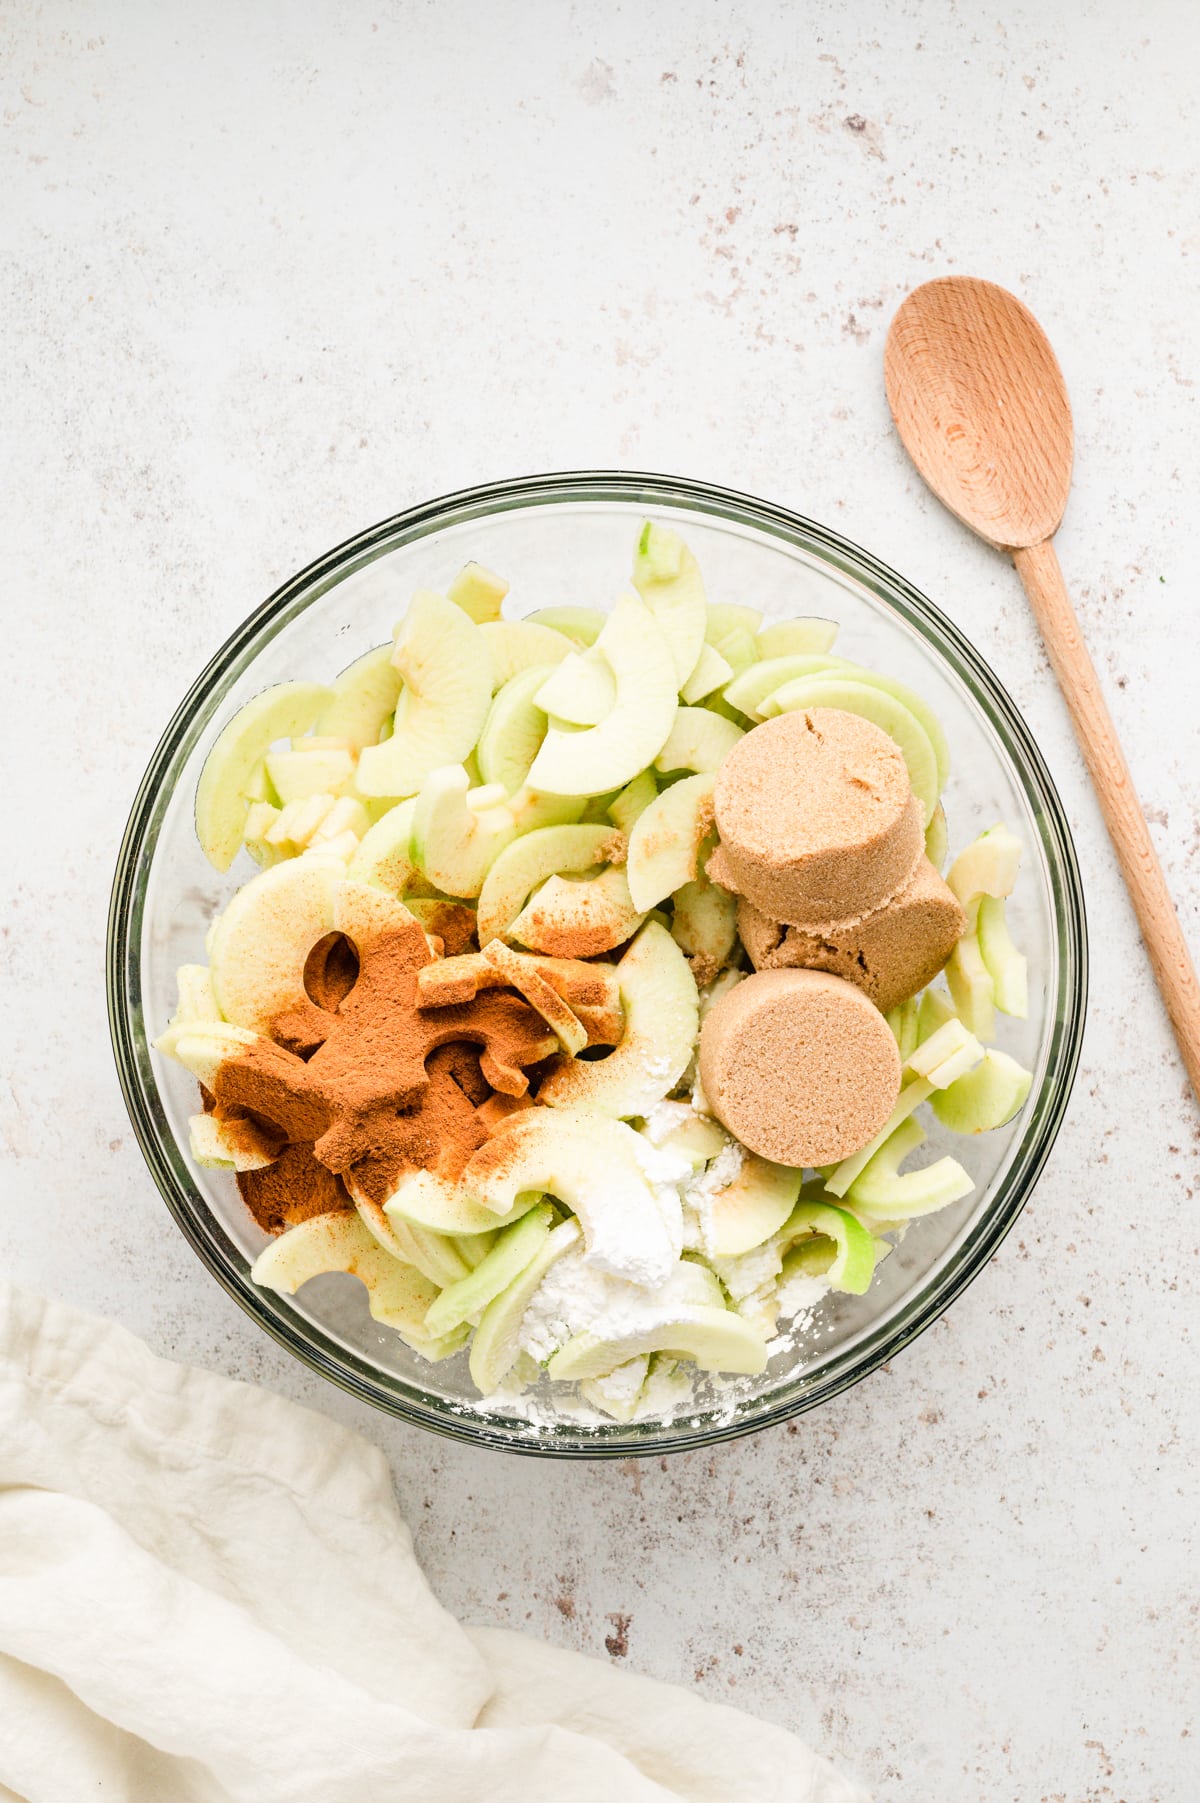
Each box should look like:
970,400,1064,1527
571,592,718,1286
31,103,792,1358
0,1286,868,1803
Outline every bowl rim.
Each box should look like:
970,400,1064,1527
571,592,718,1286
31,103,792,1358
107,468,1087,1458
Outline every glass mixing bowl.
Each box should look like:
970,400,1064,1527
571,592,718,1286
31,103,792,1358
108,471,1086,1456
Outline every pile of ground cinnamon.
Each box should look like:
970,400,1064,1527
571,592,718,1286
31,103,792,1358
211,909,559,1233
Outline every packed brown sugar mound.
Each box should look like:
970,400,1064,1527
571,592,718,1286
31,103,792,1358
737,858,966,1014
698,968,901,1167
708,707,924,929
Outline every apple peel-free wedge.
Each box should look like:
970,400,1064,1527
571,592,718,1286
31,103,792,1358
170,964,220,1025
523,606,605,645
608,770,659,836
196,681,334,872
478,620,575,687
670,871,737,977
680,641,734,704
410,765,519,899
383,1169,537,1236
626,772,715,912
946,930,996,1041
208,855,343,1032
447,561,508,624
548,1284,769,1382
932,1048,1033,1134
722,654,850,722
508,867,645,957
654,708,744,775
947,827,1023,908
632,521,708,689
527,591,678,797
463,1110,681,1287
315,645,403,750
187,1112,278,1172
468,1216,582,1393
906,1017,985,1088
704,1154,804,1257
475,664,553,794
538,921,698,1119
480,940,588,1055
424,1201,557,1338
755,618,839,659
265,746,355,804
357,592,493,798
534,648,617,727
346,799,424,898
476,822,621,944
976,894,1029,1017
250,1211,450,1345
351,1190,473,1287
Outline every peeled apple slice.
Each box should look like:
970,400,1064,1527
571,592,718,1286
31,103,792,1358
479,940,588,1055
932,1048,1033,1134
351,1191,472,1287
409,765,518,898
547,1267,769,1381
755,618,839,659
925,803,949,871
608,770,659,836
523,606,605,645
345,798,425,898
424,1201,556,1338
722,654,850,722
196,681,334,872
670,871,737,974
947,827,1023,908
885,995,920,1063
538,921,698,1118
478,620,575,687
680,642,734,704
476,822,619,943
357,592,492,798
632,521,708,689
946,931,996,1041
509,867,644,957
847,1136,973,1222
208,855,342,1031
171,964,220,1025
534,648,616,727
463,1110,680,1287
468,1217,582,1393
153,1020,261,1086
188,1112,277,1172
654,708,744,775
251,1211,450,1348
579,1356,651,1423
907,1017,985,1089
976,894,1029,1017
778,1197,877,1294
383,1169,537,1236
916,986,956,1045
626,772,716,912
704,1154,804,1257
447,561,508,624
823,1076,935,1198
315,645,403,750
265,745,356,804
527,591,679,797
706,603,763,641
760,676,940,824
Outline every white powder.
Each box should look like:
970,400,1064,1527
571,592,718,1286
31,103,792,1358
517,1248,716,1366
640,1099,696,1145
681,1137,745,1255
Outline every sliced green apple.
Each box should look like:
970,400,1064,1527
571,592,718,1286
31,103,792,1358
243,801,285,867
264,746,356,804
946,930,996,1041
409,765,518,899
626,773,716,911
208,855,342,1032
526,591,678,797
932,1048,1033,1134
947,826,1023,908
548,1275,768,1381
331,877,421,952
822,1075,935,1198
708,624,758,672
579,1356,651,1422
755,618,839,659
916,985,957,1044
777,1197,877,1294
195,681,334,872
760,676,940,824
846,1138,973,1221
447,560,508,624
315,645,403,750
632,521,707,688
722,654,850,722
608,770,659,836
885,995,920,1062
925,803,949,870
154,1020,261,1085
188,1112,278,1172
523,606,605,645
356,591,492,798
906,1016,985,1088
654,708,744,775
424,1201,557,1337
351,1190,473,1287
508,867,644,957
976,894,1029,1017
479,940,588,1054
680,642,735,704
538,920,699,1118
534,648,616,727
345,798,424,897
475,664,554,794
476,822,619,944
704,1154,804,1257
468,1216,582,1392
478,620,575,687
382,1168,537,1235
670,871,737,975
706,603,763,640
171,963,220,1025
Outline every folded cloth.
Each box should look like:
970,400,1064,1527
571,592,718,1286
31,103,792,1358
0,1287,868,1803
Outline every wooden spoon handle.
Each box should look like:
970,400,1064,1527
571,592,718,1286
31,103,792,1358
1013,537,1200,1099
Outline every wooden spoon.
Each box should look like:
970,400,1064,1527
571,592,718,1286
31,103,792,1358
885,275,1200,1101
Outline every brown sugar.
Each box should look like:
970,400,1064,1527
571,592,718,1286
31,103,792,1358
709,708,923,929
737,859,966,1014
698,967,901,1167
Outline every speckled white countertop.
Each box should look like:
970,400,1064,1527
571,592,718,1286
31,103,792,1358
5,4,1199,1798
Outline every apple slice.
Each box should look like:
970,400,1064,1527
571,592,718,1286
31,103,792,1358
357,591,492,798
946,929,996,1041
626,773,715,911
670,872,737,977
932,1048,1033,1134
778,1196,877,1293
632,521,708,688
906,1016,985,1088
478,620,575,687
709,624,758,673
188,1112,278,1172
706,603,763,640
847,1135,973,1220
409,765,519,899
476,665,551,792
314,645,403,750
534,647,616,727
243,801,284,867
250,1210,459,1352
947,826,1023,908
916,985,956,1044
153,1020,261,1085
476,822,619,943
608,770,659,835
760,676,940,823
822,1076,935,1197
526,591,678,797
468,1217,582,1392
508,867,645,957
755,618,839,659
579,1356,652,1422
704,1154,804,1257
538,921,698,1118
976,894,1029,1017
170,963,220,1025
722,653,850,722
265,746,356,804
351,1188,474,1286
447,561,508,624
345,799,424,897
925,803,948,870
654,708,744,775
480,941,588,1055
680,642,734,704
424,1201,557,1337
196,681,334,872
523,606,606,645
547,1270,769,1381
884,995,920,1062
383,1168,538,1235
464,1110,681,1286
208,855,342,1032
